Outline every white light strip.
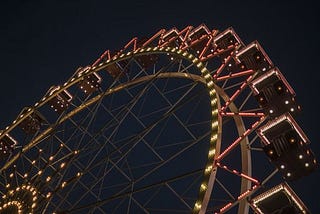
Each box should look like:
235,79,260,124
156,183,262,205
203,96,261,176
48,86,60,96
252,183,308,213
251,68,279,93
258,113,308,143
162,28,184,42
236,42,258,58
188,24,210,39
3,134,17,145
213,27,242,46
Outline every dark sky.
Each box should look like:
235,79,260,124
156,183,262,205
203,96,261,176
0,0,319,212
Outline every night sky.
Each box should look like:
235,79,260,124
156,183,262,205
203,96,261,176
0,0,319,213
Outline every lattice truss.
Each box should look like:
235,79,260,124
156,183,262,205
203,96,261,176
0,24,316,213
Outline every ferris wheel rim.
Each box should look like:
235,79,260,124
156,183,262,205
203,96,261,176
0,77,255,213
0,48,223,213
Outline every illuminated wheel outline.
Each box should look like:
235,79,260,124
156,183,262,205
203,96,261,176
0,47,220,213
0,25,315,213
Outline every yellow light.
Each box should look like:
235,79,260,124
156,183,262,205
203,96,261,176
211,109,218,116
61,181,67,188
211,135,217,141
195,202,201,210
208,149,216,157
211,99,217,105
212,121,218,128
204,73,210,79
196,62,203,68
207,81,214,87
200,183,207,191
209,90,215,95
205,165,212,173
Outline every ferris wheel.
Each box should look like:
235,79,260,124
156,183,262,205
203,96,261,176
0,24,317,213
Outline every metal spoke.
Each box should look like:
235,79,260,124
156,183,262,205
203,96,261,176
216,178,235,201
63,168,204,212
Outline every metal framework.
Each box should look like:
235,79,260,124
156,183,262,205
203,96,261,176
0,24,316,213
